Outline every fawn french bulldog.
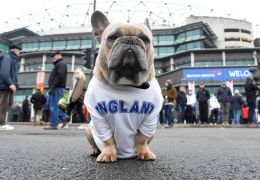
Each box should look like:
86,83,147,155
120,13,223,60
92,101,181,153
84,11,163,162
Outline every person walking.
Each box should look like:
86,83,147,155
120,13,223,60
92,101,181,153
30,88,46,125
244,76,259,124
217,82,232,125
176,86,187,124
230,89,244,125
61,68,87,128
44,51,67,130
163,79,177,127
196,82,210,124
0,44,22,130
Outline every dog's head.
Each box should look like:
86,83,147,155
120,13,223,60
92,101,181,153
91,11,155,87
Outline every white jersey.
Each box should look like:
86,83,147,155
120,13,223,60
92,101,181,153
186,94,196,106
84,76,163,158
209,96,221,110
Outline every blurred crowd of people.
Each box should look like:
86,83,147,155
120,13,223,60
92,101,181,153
0,48,89,130
160,77,260,127
1,44,260,130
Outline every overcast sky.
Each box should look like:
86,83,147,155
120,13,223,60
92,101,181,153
1,0,260,36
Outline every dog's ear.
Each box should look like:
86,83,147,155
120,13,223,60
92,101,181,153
144,18,151,30
91,11,110,42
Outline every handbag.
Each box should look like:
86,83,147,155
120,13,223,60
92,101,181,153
58,90,70,111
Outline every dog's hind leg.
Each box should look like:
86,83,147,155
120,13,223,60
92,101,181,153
86,125,101,156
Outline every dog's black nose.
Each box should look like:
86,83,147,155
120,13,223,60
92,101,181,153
123,50,136,66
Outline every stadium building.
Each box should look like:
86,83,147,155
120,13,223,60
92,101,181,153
0,16,259,104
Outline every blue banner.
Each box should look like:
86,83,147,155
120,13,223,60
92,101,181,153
183,67,251,81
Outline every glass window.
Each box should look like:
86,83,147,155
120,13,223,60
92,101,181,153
241,29,251,34
158,47,174,57
186,29,200,40
241,38,252,43
13,89,33,103
46,63,53,71
0,43,8,51
22,43,30,51
186,41,202,50
226,59,254,66
224,29,240,32
24,64,42,72
81,39,92,48
225,37,240,41
175,32,185,43
67,40,81,49
175,62,191,69
158,35,174,45
53,40,66,50
176,44,186,52
22,42,39,51
67,64,72,72
194,60,222,67
154,47,159,58
39,41,52,50
155,68,162,75
153,35,159,45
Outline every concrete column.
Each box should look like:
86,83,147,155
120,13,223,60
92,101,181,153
222,51,226,66
42,54,47,71
71,55,75,71
253,50,257,66
170,57,174,71
19,58,25,72
190,52,195,67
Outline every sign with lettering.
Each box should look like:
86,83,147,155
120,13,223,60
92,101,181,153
183,67,251,81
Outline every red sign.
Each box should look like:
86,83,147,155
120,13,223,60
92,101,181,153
36,72,45,92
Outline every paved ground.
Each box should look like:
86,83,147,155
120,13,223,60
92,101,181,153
0,125,260,180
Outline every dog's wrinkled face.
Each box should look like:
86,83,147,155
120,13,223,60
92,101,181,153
91,11,155,87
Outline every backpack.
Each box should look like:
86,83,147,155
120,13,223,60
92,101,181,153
242,105,249,119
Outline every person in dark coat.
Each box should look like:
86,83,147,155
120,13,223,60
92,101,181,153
230,89,244,125
30,88,46,125
22,96,30,122
44,51,67,130
196,82,210,124
244,76,259,124
217,82,232,125
176,86,187,124
0,44,21,130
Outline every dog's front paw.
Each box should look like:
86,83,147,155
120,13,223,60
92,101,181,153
96,146,117,163
90,146,101,156
136,145,156,161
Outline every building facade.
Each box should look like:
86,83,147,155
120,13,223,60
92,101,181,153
156,48,259,93
186,16,253,49
0,16,258,103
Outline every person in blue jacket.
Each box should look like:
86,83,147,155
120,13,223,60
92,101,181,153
0,44,22,130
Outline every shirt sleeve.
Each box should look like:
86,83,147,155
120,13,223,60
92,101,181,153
139,89,163,137
84,79,113,142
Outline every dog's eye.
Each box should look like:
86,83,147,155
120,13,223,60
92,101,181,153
108,34,118,41
139,35,150,44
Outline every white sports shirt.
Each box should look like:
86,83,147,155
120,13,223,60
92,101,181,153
84,75,163,158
